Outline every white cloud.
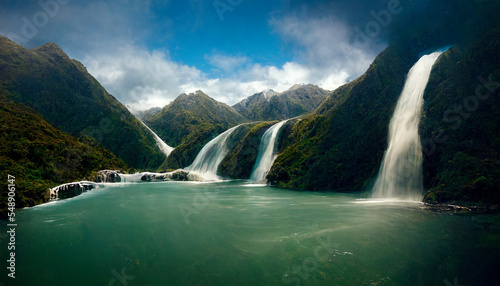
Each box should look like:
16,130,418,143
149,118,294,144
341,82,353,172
82,45,205,113
206,54,248,73
1,1,385,114
83,44,353,112
271,14,384,82
81,12,383,113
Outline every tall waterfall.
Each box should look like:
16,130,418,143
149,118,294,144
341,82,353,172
186,125,241,181
140,120,174,157
250,120,289,182
372,52,442,201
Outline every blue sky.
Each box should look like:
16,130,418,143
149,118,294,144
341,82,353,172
0,0,430,112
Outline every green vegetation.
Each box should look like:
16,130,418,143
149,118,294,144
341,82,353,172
137,107,161,121
421,29,500,204
146,91,247,147
267,44,419,191
157,123,227,171
267,31,500,205
0,36,164,169
1,23,499,211
158,123,255,172
233,84,329,121
0,95,128,218
219,121,277,179
148,91,248,170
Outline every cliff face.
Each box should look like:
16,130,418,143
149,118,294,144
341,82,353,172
421,30,500,204
267,43,419,192
218,121,278,179
265,31,500,205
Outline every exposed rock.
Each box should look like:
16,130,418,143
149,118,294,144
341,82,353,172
93,170,122,183
140,173,166,181
138,170,190,181
49,181,97,200
169,170,190,181
421,202,499,214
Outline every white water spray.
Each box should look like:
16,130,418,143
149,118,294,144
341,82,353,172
250,120,289,182
140,120,175,157
186,125,242,181
372,52,442,201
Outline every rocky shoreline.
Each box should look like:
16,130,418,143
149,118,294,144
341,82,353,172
47,169,194,201
421,202,500,215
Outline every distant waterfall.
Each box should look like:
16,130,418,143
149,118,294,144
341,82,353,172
140,120,174,157
372,52,442,201
250,120,289,182
186,125,242,181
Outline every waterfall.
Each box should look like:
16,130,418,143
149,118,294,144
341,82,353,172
372,52,442,201
49,181,97,200
250,120,289,182
117,170,189,182
185,124,242,181
140,120,175,157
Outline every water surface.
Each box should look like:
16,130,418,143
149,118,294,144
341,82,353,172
1,181,499,285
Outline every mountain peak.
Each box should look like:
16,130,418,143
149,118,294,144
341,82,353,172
288,83,305,91
233,83,330,121
145,90,247,149
177,90,211,101
32,42,69,61
33,42,63,53
0,36,20,48
263,89,278,99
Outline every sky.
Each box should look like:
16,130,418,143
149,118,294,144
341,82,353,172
0,0,436,112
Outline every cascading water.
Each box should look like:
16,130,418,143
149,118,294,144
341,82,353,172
140,120,175,157
185,124,242,181
372,51,442,201
250,120,289,182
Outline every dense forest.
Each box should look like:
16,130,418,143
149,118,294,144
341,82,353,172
0,92,127,216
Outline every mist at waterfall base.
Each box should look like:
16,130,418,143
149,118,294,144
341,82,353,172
250,120,289,182
372,52,443,201
1,181,499,285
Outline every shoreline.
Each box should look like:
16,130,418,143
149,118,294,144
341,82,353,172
2,174,499,220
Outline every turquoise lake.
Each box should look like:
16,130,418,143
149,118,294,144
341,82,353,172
1,181,499,285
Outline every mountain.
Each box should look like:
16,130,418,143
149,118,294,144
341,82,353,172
146,90,247,170
0,36,165,169
421,30,500,204
218,121,278,179
267,31,500,205
137,106,161,121
0,94,128,217
267,43,418,192
157,122,255,172
233,84,330,121
145,90,247,147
